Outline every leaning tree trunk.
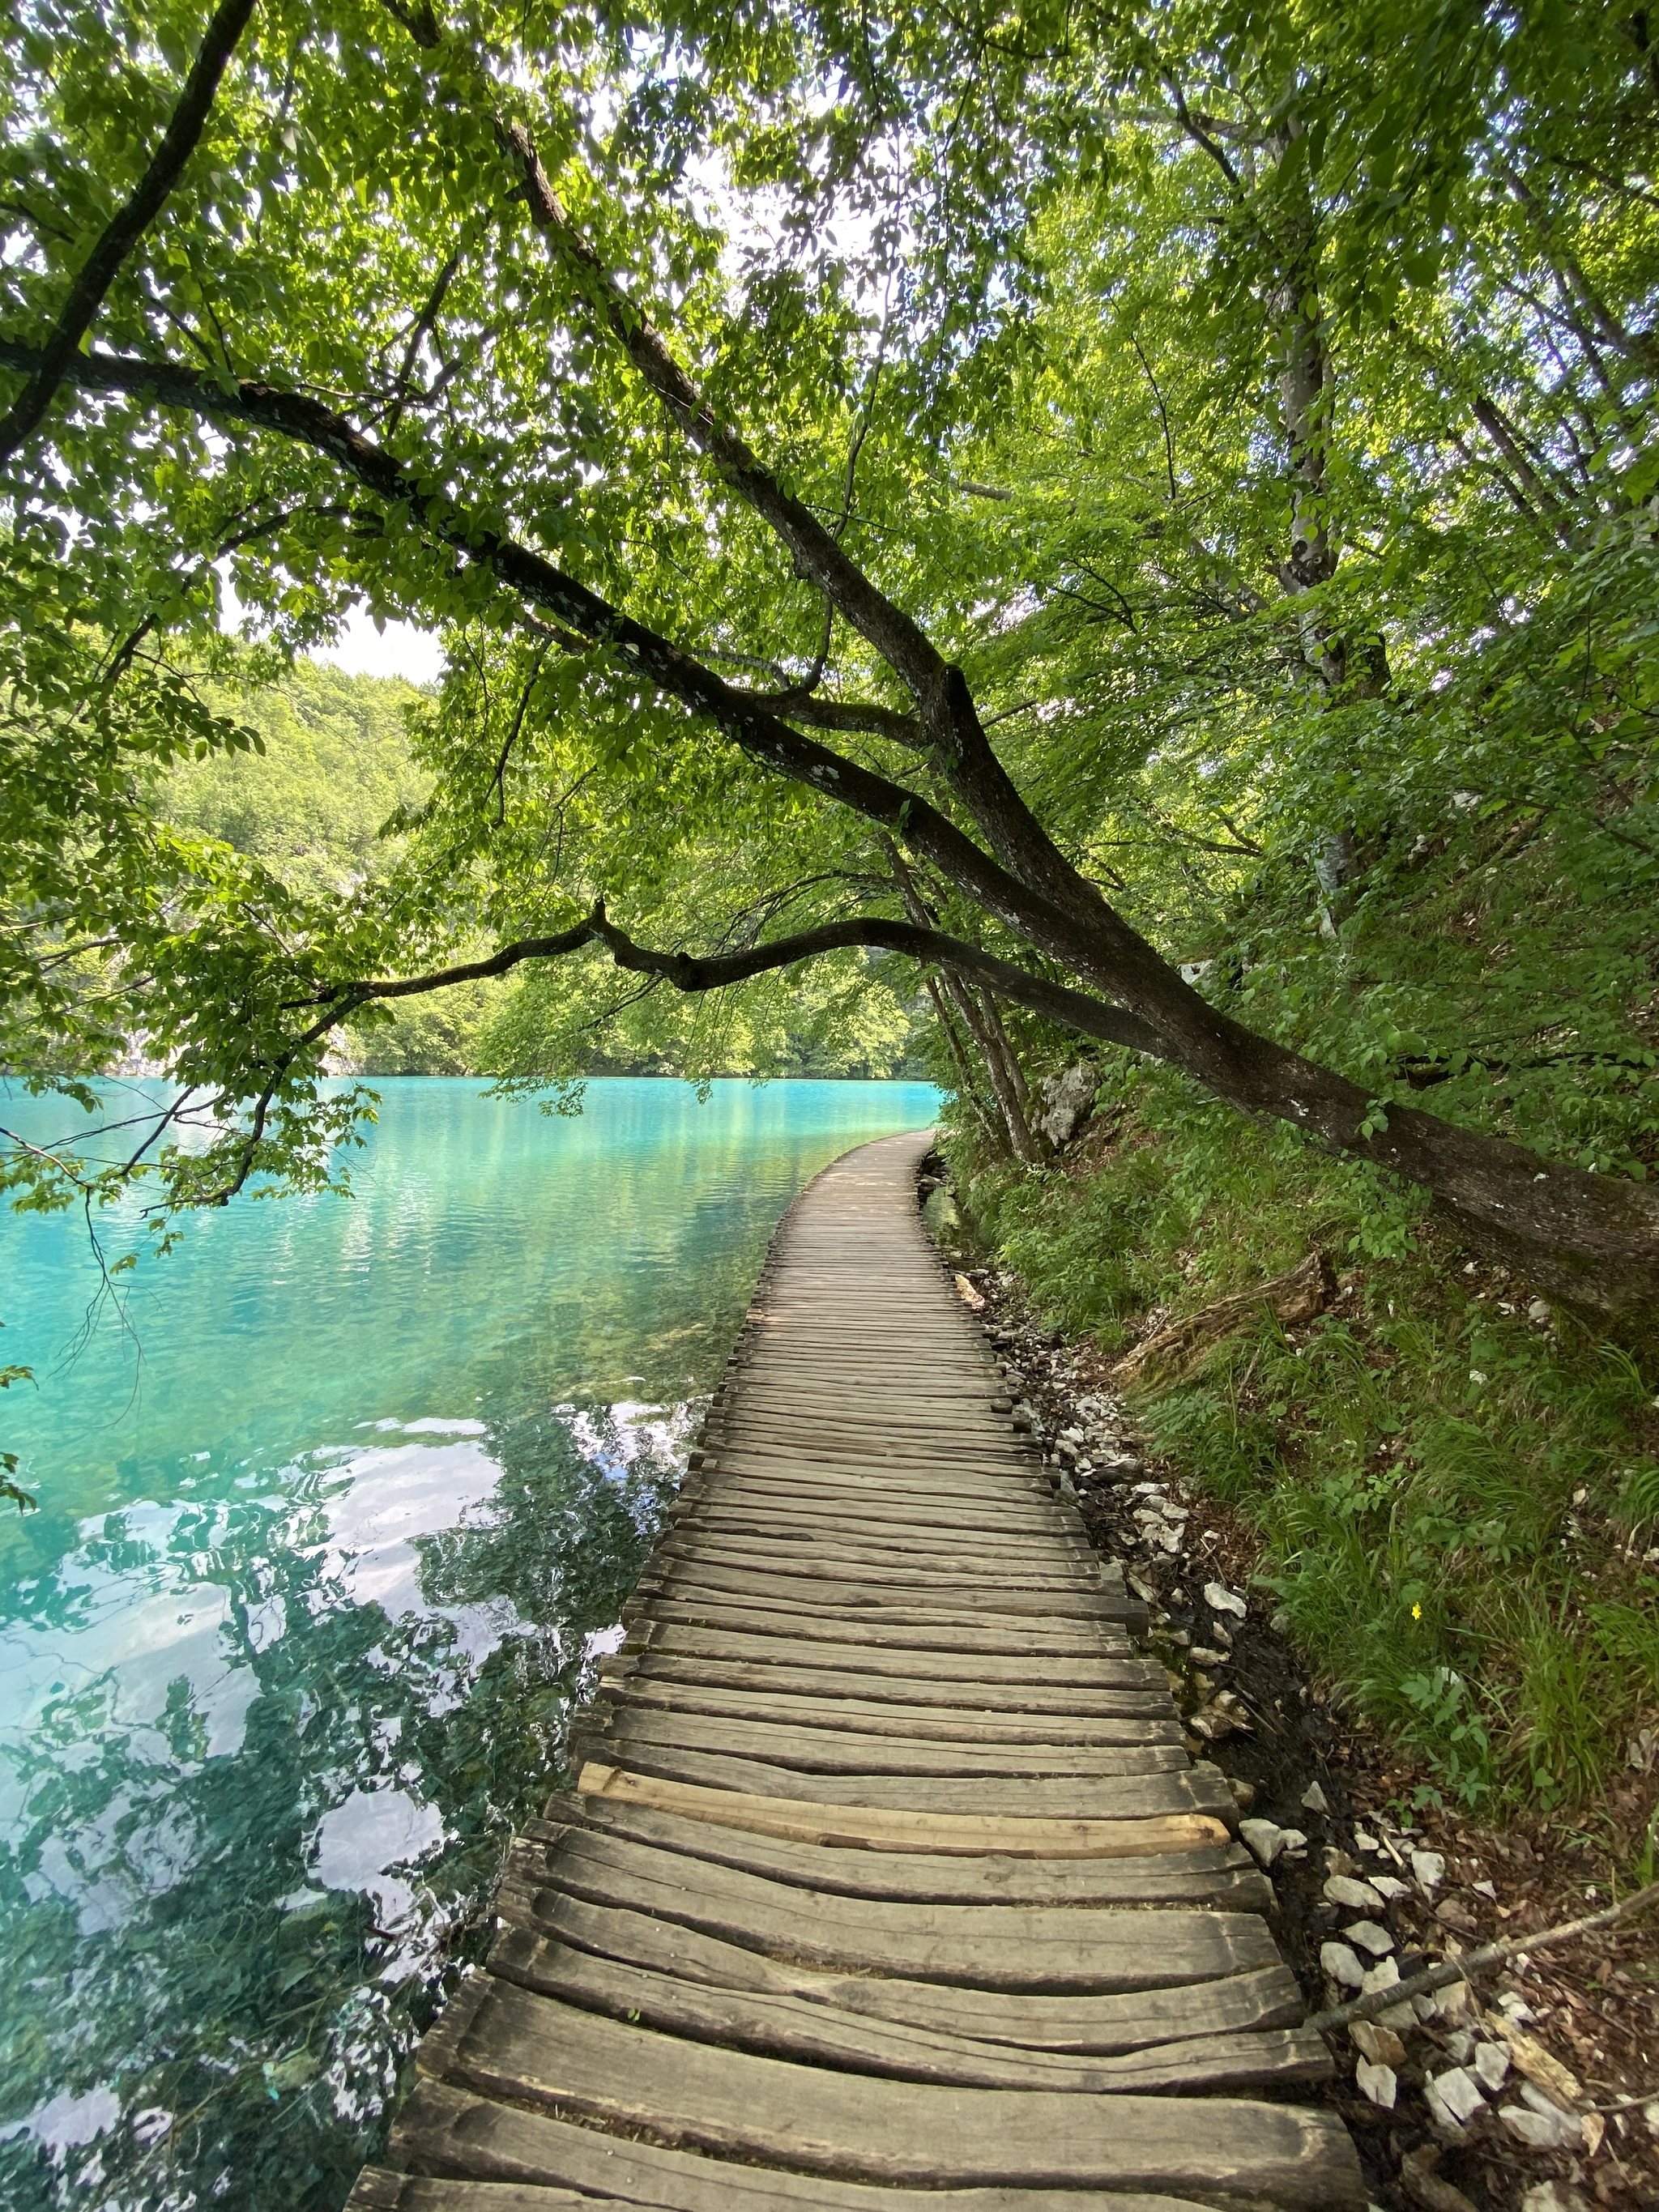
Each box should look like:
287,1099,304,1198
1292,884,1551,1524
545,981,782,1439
940,971,1039,1164
924,978,1006,1153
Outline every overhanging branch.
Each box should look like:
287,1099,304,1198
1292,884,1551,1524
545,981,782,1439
0,0,259,465
339,905,1164,1058
0,332,1121,990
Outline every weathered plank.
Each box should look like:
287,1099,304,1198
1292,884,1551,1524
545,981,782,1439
595,1670,1179,1740
578,1746,1231,1820
621,1620,1146,1682
382,2082,1261,2212
571,1763,1233,1852
638,1562,1133,1622
416,1982,1362,2207
485,1930,1332,2095
654,1536,1105,1588
631,1596,1140,1656
528,1804,1273,1912
575,1707,1187,1776
498,1839,1282,1989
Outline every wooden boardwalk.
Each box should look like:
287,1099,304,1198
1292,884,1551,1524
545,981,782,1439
351,1131,1363,2212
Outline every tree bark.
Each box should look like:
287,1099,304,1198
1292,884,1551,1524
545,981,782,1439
924,978,1004,1152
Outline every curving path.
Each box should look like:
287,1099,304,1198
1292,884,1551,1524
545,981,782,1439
349,1129,1363,2211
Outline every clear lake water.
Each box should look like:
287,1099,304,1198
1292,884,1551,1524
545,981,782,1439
0,1076,938,2210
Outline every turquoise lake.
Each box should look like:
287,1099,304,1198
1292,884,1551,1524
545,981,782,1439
0,1076,938,2210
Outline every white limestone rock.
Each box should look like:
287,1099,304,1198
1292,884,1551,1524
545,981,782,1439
1320,1941,1367,1989
1354,2059,1397,2110
1425,2065,1486,2130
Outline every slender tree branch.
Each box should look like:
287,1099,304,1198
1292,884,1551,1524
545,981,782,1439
339,904,1165,1059
385,245,463,434
488,639,550,823
495,119,949,705
727,689,923,744
0,0,259,465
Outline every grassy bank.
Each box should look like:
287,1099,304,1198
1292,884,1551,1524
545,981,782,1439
953,1073,1659,1848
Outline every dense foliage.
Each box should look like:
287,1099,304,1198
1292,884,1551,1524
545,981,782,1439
3,0,1657,1298
156,660,920,1076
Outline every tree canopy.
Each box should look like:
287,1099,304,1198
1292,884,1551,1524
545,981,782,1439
2,0,1657,1314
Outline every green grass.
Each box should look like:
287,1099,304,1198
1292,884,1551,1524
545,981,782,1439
959,1076,1659,1828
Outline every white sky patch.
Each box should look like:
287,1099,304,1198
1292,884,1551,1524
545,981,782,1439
218,567,445,687
314,606,446,688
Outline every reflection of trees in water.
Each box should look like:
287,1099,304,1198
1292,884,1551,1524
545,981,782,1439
0,1408,678,2212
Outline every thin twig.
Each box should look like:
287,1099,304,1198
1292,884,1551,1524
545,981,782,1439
1303,1878,1659,2034
0,0,259,462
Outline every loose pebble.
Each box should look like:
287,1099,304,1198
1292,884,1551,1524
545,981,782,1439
1520,2185,1589,2212
1320,1940,1367,1989
1343,1918,1394,1957
1350,2021,1406,2069
1354,2058,1397,2109
1203,1580,1247,1617
1473,2040,1510,2093
1300,1780,1330,1815
1239,1818,1288,1867
1500,2083,1583,2150
1425,2065,1486,2129
1323,1873,1385,1913
1368,1873,1410,1901
1410,1848,1447,1890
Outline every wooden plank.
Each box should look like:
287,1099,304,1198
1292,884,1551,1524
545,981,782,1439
655,1536,1102,1589
623,1621,1145,1682
702,1438,1043,1481
577,1707,1186,1776
667,1501,1085,1549
484,1929,1332,2095
499,1834,1276,1991
596,1672,1179,1741
671,1500,1081,1549
640,1562,1130,1622
607,1651,1168,1710
529,1804,1274,1913
387,2080,1245,2212
633,1598,1138,1657
349,2176,588,2210
573,1764,1231,1856
706,1433,1039,1473
416,1984,1363,2206
582,1746,1226,1820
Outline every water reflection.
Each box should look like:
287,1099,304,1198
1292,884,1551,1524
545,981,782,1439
0,1403,680,2211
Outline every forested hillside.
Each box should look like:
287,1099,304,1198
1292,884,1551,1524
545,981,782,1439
161,663,920,1076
